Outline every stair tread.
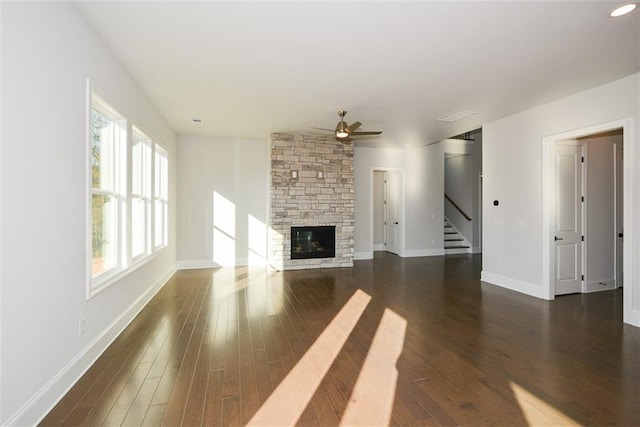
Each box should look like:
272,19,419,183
445,245,470,249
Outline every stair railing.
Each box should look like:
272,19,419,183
444,194,472,221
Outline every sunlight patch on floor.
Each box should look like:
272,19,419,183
247,289,372,426
340,308,407,425
509,382,578,425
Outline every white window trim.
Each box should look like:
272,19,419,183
154,143,169,250
88,93,128,296
131,126,153,264
86,81,169,299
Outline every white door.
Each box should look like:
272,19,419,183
554,142,584,295
615,142,624,288
383,171,400,255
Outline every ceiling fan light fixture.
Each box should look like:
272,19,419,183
336,128,349,138
335,110,349,138
609,2,637,17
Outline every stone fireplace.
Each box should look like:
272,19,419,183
269,133,354,270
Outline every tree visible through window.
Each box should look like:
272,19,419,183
91,97,126,278
88,92,169,295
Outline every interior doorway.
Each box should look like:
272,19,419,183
371,168,404,256
542,120,631,323
443,128,483,254
579,130,624,293
383,171,401,255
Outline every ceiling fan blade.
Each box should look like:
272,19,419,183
311,127,335,132
351,131,383,136
347,121,362,133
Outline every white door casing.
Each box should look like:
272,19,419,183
615,142,624,288
554,141,584,295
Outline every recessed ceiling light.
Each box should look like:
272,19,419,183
609,3,637,17
437,110,476,122
192,118,202,123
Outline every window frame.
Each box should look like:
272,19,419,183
86,85,169,299
131,126,153,263
153,143,169,250
88,94,128,296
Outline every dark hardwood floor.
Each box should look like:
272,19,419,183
41,253,640,426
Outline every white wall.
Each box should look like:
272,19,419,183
176,135,268,268
1,3,177,425
482,73,639,326
372,171,385,248
354,144,444,259
585,133,621,291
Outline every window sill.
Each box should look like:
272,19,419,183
87,250,161,299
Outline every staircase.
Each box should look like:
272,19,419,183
444,218,470,254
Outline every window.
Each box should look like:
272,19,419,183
131,127,152,260
90,96,127,280
88,91,169,297
154,144,168,249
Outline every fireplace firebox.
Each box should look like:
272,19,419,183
291,226,336,259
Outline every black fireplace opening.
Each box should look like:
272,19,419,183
291,226,336,259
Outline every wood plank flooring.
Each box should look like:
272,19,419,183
41,253,640,426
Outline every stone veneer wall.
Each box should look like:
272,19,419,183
269,133,354,270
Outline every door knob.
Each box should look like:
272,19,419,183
395,222,399,225
554,236,564,241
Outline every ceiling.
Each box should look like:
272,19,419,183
74,1,639,148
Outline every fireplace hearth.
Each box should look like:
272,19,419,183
291,226,336,259
269,133,354,269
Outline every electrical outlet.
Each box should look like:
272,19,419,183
79,318,86,336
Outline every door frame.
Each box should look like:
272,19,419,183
370,167,405,257
478,170,483,252
614,141,624,289
542,119,634,324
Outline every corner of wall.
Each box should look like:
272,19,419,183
481,271,549,300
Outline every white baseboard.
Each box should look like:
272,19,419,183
444,247,471,255
354,251,373,260
355,249,445,259
176,259,220,269
627,307,640,328
177,257,261,270
403,249,445,258
481,271,548,300
373,244,384,251
9,268,176,427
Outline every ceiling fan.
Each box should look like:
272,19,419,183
314,110,383,143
